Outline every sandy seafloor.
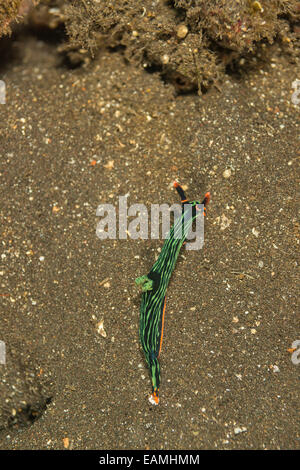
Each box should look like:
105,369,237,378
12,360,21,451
0,32,299,449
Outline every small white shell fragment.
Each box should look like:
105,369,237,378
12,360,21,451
216,214,232,231
96,320,107,338
234,426,247,435
252,227,259,237
223,168,232,178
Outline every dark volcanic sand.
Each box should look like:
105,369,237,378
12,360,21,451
0,32,299,449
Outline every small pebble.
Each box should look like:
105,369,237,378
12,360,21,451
223,168,232,179
177,24,188,39
63,437,69,449
234,426,247,435
97,320,107,338
104,160,114,170
162,54,169,65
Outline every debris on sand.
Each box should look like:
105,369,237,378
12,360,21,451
1,1,299,92
0,0,37,36
63,0,300,91
96,320,107,338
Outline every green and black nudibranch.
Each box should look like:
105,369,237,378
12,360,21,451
136,182,210,405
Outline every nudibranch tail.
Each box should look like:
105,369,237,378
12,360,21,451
149,389,159,405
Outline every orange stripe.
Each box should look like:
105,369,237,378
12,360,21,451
158,297,166,358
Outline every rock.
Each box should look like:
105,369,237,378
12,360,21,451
177,24,188,39
223,168,232,178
